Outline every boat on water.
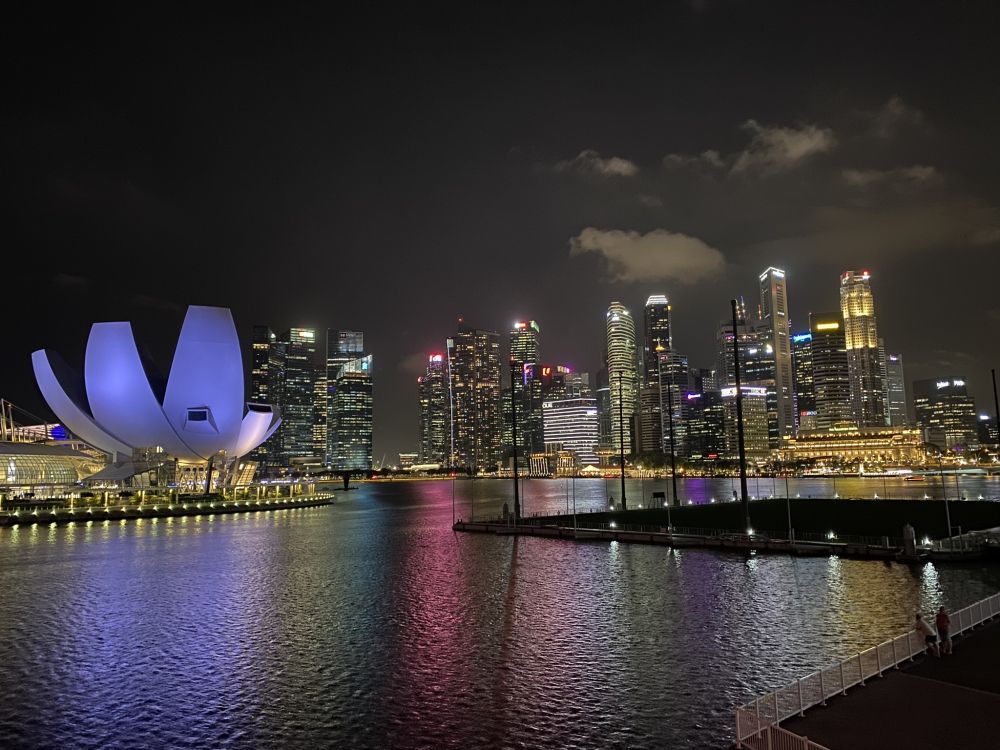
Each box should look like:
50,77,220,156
904,475,926,481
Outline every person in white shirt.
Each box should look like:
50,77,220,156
915,613,939,657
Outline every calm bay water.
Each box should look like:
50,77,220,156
2,478,1000,749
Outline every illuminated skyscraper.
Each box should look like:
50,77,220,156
606,301,637,454
542,397,599,465
791,332,816,432
417,354,450,465
885,352,907,427
759,267,794,437
278,327,318,468
326,330,367,468
448,324,502,472
249,325,283,468
329,354,373,472
643,295,672,386
840,270,886,427
913,377,978,452
809,312,853,430
509,321,543,455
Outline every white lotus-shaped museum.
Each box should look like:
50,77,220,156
31,305,280,463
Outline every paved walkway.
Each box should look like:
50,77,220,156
782,618,1000,749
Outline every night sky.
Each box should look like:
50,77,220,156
4,2,1000,461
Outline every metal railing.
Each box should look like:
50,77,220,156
734,592,1000,747
735,710,830,750
930,528,1000,552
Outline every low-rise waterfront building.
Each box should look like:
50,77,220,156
774,425,925,465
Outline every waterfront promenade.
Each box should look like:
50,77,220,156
0,493,332,527
779,618,1000,749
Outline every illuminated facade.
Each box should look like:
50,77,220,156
448,325,502,472
721,386,770,459
1,442,105,487
417,354,450,465
809,312,853,430
326,330,367,468
885,353,907,427
509,321,543,456
791,332,816,432
913,377,978,453
542,397,599,465
759,267,794,438
32,306,281,471
643,295,672,385
328,355,373,472
684,391,725,460
606,301,637,454
775,426,925,465
249,325,284,467
278,327,319,468
840,270,887,427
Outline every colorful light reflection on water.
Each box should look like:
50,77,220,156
1,478,999,749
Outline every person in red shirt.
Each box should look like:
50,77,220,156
936,607,952,655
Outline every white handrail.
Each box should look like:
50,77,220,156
734,592,1000,745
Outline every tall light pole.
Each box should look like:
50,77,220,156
618,370,627,511
731,299,750,530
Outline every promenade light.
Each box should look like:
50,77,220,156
610,521,617,528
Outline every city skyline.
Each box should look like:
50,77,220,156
5,3,1000,461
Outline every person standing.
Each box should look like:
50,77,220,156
936,607,952,655
915,613,939,657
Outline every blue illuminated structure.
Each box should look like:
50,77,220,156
31,306,280,462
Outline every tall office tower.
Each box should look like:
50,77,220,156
542,397,600,465
840,270,887,427
658,350,691,456
978,414,999,447
721,385,770,459
715,301,757,386
884,353,907,427
791,332,816,432
566,370,592,398
448,324,502,473
643,295,673,385
684,391,725,461
329,355,373,472
313,370,328,464
509,321,542,456
809,312,853,430
606,301,638,454
913,377,978,452
638,294,674,455
717,319,778,447
278,327,319,468
249,326,281,467
689,367,715,394
326,330,366,466
418,353,450,465
759,267,794,437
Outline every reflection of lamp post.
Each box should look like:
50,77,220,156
939,453,952,540
510,358,521,522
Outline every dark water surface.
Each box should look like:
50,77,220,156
2,478,999,749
